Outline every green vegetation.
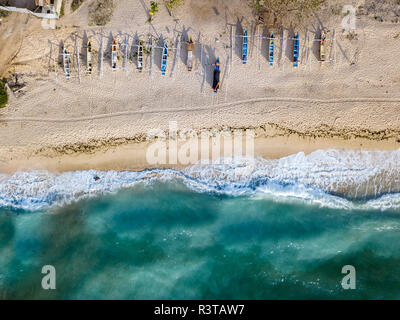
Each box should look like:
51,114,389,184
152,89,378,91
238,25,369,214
150,1,159,14
60,0,65,17
249,0,324,26
89,0,114,26
0,1,11,17
0,79,8,109
71,0,84,12
164,0,185,11
149,1,159,22
0,10,11,18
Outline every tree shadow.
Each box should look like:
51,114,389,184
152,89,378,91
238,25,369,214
138,0,150,20
97,34,104,76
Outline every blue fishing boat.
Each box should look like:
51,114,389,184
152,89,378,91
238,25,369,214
161,41,168,76
293,32,299,67
268,32,275,66
242,28,248,65
212,58,220,93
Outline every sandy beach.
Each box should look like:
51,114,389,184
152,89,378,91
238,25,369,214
1,0,400,174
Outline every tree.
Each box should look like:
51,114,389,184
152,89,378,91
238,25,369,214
249,0,325,26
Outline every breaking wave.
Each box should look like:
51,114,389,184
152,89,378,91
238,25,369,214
1,149,400,211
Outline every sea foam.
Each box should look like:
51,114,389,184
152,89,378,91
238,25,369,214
1,149,400,211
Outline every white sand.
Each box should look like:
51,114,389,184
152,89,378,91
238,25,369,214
0,0,400,173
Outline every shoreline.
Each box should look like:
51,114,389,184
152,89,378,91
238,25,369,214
1,130,399,174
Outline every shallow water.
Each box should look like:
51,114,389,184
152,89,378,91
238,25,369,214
1,150,400,299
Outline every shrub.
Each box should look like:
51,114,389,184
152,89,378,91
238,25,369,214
0,79,8,108
165,0,185,11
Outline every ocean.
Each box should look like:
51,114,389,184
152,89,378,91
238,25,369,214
1,149,400,299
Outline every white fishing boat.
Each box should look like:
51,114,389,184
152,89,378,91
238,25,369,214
87,40,93,74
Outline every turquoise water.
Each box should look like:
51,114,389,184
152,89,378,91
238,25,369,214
1,150,400,299
1,180,400,299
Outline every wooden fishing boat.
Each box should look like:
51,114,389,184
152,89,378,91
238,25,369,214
268,32,275,66
186,37,194,71
242,28,248,65
320,30,326,62
293,32,299,67
161,41,168,76
111,38,117,71
137,40,144,71
212,58,220,93
63,48,71,80
87,40,92,74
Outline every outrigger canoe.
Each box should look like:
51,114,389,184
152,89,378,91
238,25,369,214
320,30,326,62
186,37,194,71
242,28,248,65
87,40,92,74
137,40,144,71
63,48,71,80
111,38,117,71
161,41,168,76
293,32,299,67
212,58,220,93
268,32,274,66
